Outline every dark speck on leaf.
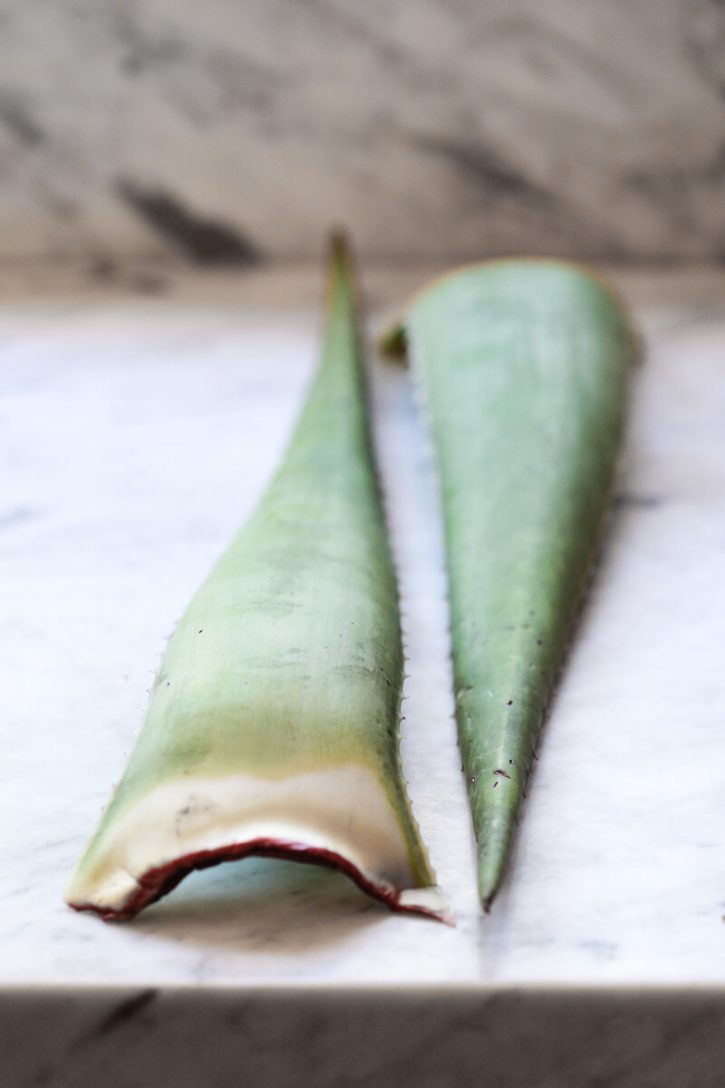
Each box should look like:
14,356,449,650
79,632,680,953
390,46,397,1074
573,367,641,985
506,699,513,706
198,629,203,634
494,768,512,779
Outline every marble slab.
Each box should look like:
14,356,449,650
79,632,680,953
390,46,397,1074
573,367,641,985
0,1,724,264
1,264,724,1085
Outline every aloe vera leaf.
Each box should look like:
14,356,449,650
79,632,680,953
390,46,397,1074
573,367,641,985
67,236,445,923
383,260,636,911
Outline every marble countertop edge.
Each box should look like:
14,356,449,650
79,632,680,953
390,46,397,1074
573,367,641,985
3,983,724,999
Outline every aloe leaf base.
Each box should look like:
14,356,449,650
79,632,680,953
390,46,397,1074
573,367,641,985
67,237,446,924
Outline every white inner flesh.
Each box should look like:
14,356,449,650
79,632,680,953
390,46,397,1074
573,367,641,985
67,764,441,914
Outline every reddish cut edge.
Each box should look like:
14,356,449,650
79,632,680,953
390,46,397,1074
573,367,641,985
68,837,452,925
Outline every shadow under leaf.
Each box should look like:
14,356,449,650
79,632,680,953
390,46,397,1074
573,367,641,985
130,854,392,954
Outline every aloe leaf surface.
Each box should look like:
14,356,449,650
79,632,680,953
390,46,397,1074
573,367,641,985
67,236,445,923
383,260,636,912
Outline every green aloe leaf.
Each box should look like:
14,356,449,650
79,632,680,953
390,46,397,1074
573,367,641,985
67,235,445,923
383,260,637,912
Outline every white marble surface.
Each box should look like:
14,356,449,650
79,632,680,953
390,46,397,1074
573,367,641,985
1,264,725,1003
0,1,724,263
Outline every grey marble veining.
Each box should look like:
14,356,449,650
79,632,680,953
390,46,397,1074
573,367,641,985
0,1,724,264
1,264,725,1084
4,988,725,1088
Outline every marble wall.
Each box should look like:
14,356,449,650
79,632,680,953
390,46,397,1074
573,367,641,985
0,0,724,264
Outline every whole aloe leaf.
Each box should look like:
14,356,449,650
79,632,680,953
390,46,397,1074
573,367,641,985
383,260,636,911
67,236,444,922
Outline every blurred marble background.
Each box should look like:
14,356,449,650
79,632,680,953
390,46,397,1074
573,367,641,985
0,0,724,264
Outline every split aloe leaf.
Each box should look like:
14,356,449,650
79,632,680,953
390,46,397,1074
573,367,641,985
383,260,637,912
67,235,445,923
